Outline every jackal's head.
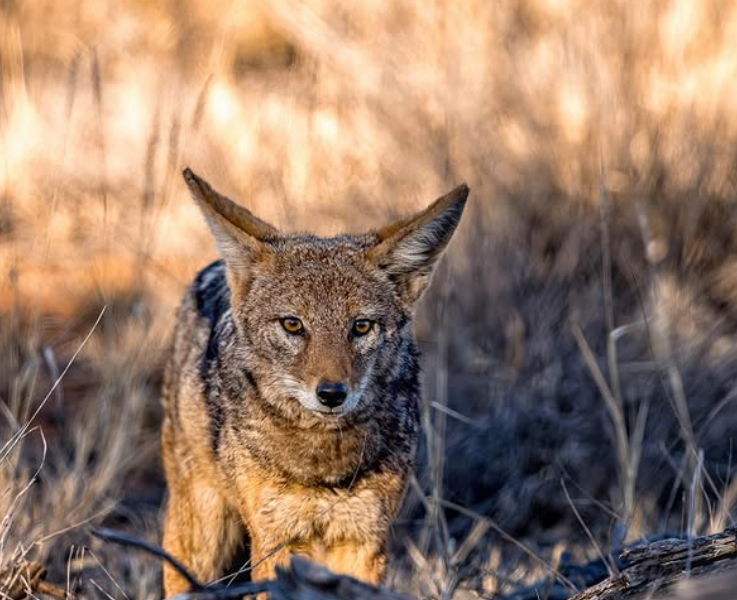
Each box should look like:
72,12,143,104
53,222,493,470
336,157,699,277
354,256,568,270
184,168,468,424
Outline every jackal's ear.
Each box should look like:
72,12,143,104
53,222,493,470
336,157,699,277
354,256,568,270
183,168,279,293
368,184,469,305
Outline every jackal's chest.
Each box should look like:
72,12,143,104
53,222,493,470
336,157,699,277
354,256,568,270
233,467,391,548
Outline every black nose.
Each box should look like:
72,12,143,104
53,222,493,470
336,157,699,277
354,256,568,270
316,381,348,408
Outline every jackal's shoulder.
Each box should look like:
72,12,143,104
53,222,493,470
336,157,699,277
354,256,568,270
163,260,238,446
165,260,233,398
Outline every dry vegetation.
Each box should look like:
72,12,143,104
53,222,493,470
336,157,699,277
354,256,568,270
3,0,737,598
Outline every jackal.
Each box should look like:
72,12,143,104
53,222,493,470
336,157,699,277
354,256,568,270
161,168,469,594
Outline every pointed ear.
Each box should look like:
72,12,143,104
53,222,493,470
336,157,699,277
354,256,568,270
183,168,279,295
368,184,469,305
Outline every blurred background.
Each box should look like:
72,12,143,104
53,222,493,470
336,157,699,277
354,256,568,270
3,0,737,598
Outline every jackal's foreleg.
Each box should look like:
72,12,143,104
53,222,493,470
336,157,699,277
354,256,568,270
162,480,245,595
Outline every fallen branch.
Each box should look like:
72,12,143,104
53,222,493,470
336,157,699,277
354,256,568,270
92,528,271,599
92,528,204,591
94,527,407,599
93,528,415,600
88,526,737,600
567,527,737,600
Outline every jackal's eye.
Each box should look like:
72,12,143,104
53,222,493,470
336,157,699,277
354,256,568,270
281,317,304,335
351,319,373,337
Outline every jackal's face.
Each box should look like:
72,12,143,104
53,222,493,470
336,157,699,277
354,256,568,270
184,169,468,424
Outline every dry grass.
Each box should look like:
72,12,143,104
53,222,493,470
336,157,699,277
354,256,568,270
3,0,737,598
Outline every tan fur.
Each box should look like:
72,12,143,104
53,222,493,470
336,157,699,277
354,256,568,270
161,169,469,595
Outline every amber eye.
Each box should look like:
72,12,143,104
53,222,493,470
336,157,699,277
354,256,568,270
352,319,373,337
281,317,304,335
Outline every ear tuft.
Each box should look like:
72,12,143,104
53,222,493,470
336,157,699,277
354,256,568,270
369,184,470,305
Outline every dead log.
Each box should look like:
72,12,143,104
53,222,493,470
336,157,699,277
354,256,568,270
567,527,737,600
